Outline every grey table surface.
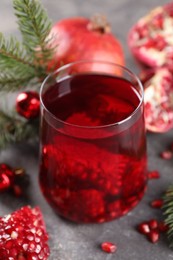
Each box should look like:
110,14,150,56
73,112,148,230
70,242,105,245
0,0,173,259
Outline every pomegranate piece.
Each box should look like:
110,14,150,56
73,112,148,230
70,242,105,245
160,150,173,159
150,199,163,209
101,241,117,253
148,170,160,179
158,221,169,232
137,222,150,234
128,3,173,69
0,206,50,259
147,230,160,243
140,67,173,133
148,219,159,230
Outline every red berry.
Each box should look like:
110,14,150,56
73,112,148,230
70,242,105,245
137,222,150,234
150,199,163,209
148,170,160,179
147,230,160,243
101,241,117,253
0,206,50,259
148,219,159,230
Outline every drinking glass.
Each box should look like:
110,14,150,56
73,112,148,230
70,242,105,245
39,60,147,223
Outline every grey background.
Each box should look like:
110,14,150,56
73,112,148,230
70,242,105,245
0,0,173,259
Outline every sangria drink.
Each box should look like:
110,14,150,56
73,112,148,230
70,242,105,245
39,61,147,223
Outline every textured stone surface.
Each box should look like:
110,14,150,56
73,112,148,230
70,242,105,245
0,0,172,259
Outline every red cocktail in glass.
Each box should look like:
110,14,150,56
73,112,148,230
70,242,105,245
39,61,147,223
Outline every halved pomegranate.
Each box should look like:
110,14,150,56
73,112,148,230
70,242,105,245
140,67,173,133
128,3,173,69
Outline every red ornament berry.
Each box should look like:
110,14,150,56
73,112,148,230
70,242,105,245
148,170,160,179
147,229,160,243
137,222,150,234
16,91,40,119
101,241,117,253
150,199,163,209
0,206,50,259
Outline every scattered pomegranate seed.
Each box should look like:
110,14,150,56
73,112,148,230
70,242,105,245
12,184,23,197
148,219,159,230
160,150,173,160
101,241,117,253
148,170,160,179
147,230,160,243
137,222,150,234
158,221,169,232
150,199,163,209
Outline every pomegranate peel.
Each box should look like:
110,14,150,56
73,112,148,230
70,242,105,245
47,14,125,74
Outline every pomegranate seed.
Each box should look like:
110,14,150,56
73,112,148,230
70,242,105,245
158,221,169,232
160,150,173,160
148,170,160,179
150,199,163,209
147,230,160,243
148,219,158,230
101,241,117,253
137,222,150,234
13,185,23,197
0,174,11,191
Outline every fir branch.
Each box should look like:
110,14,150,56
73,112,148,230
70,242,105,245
0,70,37,92
0,33,35,68
13,0,55,68
0,33,38,91
163,185,173,247
0,110,39,148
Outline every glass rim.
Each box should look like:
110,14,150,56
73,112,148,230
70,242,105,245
40,60,144,130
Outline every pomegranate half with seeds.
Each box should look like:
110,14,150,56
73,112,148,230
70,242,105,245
128,3,173,69
140,66,173,133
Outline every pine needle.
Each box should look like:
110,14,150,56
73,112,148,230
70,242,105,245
13,0,54,67
0,33,35,68
163,185,173,247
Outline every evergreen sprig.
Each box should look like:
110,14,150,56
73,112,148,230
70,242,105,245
0,0,55,148
13,0,54,67
0,33,36,91
163,185,173,247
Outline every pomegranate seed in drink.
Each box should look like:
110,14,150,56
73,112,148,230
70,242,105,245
40,73,147,223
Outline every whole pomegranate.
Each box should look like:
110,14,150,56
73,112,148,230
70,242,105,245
47,14,125,73
128,2,173,69
139,67,173,133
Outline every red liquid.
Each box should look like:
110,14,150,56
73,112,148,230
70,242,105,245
40,73,147,223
